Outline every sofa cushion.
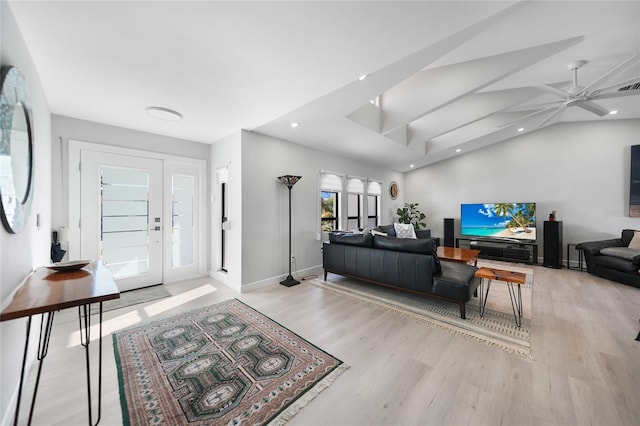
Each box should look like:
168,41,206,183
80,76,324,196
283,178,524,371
592,254,640,274
329,232,373,247
600,247,640,263
394,223,417,239
415,229,431,239
628,231,640,249
373,235,441,272
377,224,396,237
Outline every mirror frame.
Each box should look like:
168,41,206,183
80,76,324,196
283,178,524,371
0,66,34,234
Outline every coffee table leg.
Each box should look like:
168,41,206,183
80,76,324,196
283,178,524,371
478,278,491,317
506,282,523,327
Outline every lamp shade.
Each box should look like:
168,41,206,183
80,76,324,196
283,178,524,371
278,175,302,189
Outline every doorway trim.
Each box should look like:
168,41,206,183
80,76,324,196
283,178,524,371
68,140,208,282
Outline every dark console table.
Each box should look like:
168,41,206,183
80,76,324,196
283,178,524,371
456,237,538,265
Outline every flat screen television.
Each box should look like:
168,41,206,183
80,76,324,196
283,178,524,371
460,203,536,241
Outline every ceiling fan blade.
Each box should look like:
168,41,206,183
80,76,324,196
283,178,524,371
581,53,640,94
537,105,567,128
538,84,570,98
590,76,640,97
576,100,610,116
498,105,558,127
505,100,563,112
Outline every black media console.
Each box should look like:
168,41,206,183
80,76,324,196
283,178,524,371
456,237,538,265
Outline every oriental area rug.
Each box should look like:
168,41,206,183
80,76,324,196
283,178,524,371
113,299,347,425
311,259,533,357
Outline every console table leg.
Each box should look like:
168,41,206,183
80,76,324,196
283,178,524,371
13,316,31,426
506,282,523,327
79,303,103,426
478,278,492,317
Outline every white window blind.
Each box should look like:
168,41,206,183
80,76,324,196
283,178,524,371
367,180,382,196
347,176,365,194
320,172,344,192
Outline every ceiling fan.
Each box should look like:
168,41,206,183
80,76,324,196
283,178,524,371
505,54,640,128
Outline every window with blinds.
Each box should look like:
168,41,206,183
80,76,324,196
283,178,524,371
367,180,382,228
347,176,365,230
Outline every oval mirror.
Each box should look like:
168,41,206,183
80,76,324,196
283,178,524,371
0,66,34,234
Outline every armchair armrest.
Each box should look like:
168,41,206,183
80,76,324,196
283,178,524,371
576,238,625,256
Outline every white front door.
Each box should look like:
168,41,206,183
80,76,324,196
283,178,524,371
80,150,163,291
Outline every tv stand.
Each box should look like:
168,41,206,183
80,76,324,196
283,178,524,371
456,237,538,265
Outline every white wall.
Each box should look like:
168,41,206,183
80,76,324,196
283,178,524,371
0,3,52,423
210,130,243,290
239,130,404,289
404,119,640,262
51,114,210,231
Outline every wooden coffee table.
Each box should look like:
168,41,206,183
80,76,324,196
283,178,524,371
436,246,480,266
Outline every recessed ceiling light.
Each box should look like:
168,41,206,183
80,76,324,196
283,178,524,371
409,164,414,168
146,106,182,121
456,148,461,153
290,122,299,128
518,127,525,132
358,74,369,81
609,110,618,115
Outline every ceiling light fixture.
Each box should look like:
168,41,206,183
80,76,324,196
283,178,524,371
409,164,414,168
456,148,461,153
358,74,369,81
146,106,182,121
290,122,299,128
609,110,618,115
518,128,525,132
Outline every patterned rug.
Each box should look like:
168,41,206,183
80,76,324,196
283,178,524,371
113,299,347,425
311,259,533,357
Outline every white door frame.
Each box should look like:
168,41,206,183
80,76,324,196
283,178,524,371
68,140,208,283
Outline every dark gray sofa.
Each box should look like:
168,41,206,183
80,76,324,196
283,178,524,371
576,229,640,288
322,232,479,318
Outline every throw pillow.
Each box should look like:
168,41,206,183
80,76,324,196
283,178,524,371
394,223,417,239
628,231,640,249
371,229,387,237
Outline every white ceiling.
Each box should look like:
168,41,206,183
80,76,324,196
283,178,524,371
8,1,640,172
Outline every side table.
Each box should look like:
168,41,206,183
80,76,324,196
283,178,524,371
567,243,585,271
475,267,527,327
0,262,119,426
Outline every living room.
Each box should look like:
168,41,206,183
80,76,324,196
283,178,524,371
1,1,639,425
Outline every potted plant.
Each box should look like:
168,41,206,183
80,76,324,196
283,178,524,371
397,203,427,230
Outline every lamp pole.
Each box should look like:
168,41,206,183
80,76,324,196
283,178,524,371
278,175,301,287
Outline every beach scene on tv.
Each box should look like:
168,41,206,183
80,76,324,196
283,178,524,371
461,203,537,240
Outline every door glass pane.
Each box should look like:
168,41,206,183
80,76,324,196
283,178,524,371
100,166,150,279
172,174,194,267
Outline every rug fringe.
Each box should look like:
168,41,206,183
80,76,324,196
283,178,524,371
267,364,350,425
310,280,532,359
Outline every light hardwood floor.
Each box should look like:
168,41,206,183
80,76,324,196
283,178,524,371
12,264,640,425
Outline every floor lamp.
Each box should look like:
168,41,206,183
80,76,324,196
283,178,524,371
278,175,302,287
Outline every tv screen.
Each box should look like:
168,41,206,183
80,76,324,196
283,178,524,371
460,203,536,241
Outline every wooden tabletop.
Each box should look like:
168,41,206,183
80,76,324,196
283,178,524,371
0,262,120,321
437,246,481,263
475,267,526,285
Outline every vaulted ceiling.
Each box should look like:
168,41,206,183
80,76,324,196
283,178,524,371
8,1,640,172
